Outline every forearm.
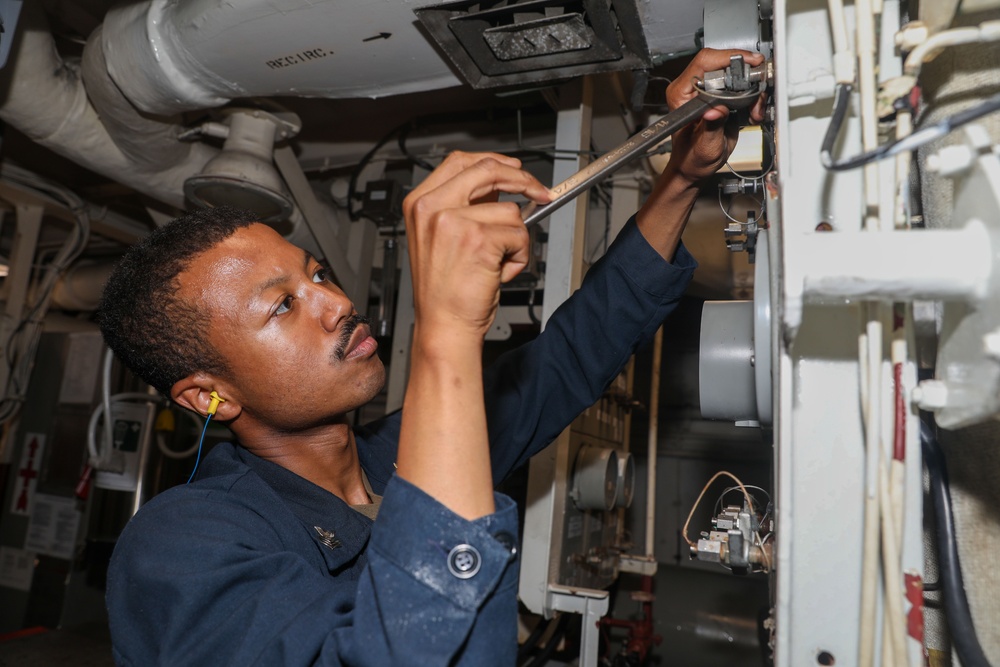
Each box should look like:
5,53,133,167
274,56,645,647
635,164,701,261
396,327,495,520
639,48,766,259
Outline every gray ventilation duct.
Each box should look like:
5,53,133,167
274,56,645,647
102,0,463,116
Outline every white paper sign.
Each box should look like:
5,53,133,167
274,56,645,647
58,331,104,404
0,546,35,592
24,494,80,560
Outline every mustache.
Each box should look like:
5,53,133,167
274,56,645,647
333,314,371,362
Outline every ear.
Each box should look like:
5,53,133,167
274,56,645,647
170,372,241,422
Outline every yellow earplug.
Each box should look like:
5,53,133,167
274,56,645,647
207,390,226,416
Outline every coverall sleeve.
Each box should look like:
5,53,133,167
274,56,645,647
483,215,697,482
355,216,697,491
107,476,521,666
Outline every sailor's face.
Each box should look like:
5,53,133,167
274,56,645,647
177,223,384,428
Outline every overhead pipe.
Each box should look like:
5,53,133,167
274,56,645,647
0,4,355,272
0,4,219,209
48,260,116,312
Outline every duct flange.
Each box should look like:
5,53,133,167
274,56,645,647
184,109,300,224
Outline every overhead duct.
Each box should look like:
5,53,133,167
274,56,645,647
101,0,464,116
0,5,359,258
1,1,432,214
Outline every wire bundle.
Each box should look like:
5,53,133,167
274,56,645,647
0,165,90,424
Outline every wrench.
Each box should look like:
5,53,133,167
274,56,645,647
522,61,766,227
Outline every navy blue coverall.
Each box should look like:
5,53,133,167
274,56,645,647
106,218,697,666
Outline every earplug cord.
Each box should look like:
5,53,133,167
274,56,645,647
186,413,213,484
187,391,225,485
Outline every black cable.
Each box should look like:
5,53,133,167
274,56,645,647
516,616,552,663
397,122,436,172
348,105,554,220
921,416,994,667
520,613,569,667
526,284,541,326
347,122,407,221
823,87,1000,171
819,82,853,169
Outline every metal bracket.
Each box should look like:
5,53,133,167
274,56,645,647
547,584,610,667
618,554,658,576
724,210,760,262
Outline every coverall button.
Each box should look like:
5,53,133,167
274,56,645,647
447,544,481,579
493,531,517,560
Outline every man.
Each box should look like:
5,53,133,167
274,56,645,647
98,49,764,665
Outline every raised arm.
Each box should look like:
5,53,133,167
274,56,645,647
483,48,767,479
638,48,766,259
395,150,550,519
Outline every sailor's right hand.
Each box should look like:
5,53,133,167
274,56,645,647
402,151,551,344
664,48,767,185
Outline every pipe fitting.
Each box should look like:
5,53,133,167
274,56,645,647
912,380,949,411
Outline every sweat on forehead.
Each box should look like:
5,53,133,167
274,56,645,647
177,224,306,314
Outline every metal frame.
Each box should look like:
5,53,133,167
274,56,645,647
771,1,924,664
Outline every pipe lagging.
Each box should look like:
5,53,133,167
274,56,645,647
797,223,993,303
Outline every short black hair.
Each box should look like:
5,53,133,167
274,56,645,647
98,206,261,395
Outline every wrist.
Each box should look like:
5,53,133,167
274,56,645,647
642,163,702,218
411,323,484,364
660,161,704,191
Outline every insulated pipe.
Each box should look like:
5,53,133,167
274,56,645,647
645,327,663,558
797,224,992,303
81,26,196,170
903,20,1000,78
0,3,345,250
50,261,116,311
0,4,216,209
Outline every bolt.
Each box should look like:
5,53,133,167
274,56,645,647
702,68,727,92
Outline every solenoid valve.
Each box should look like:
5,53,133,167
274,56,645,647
691,501,773,575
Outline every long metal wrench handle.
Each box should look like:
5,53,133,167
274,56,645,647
521,96,711,227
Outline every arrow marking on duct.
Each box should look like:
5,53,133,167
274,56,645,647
363,33,392,42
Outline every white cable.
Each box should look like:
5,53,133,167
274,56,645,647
827,0,855,84
155,409,204,459
717,187,765,225
0,166,90,424
903,20,1000,78
878,451,907,664
98,347,114,466
87,393,165,469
